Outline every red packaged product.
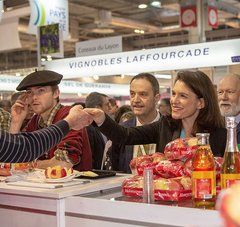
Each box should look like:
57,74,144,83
164,138,198,161
130,155,153,175
183,158,192,177
122,176,192,201
130,153,166,175
155,160,185,178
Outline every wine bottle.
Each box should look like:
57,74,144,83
221,116,240,189
192,133,216,208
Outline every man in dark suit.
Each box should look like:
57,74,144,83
85,92,111,169
111,73,161,173
218,73,240,144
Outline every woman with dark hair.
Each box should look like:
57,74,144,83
85,70,226,157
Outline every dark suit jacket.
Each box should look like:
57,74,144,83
86,125,105,169
99,115,227,162
111,118,136,173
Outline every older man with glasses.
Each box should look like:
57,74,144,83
218,73,240,145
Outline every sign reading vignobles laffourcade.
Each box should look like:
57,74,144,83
45,39,240,79
28,0,69,39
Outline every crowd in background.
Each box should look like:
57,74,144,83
0,70,239,174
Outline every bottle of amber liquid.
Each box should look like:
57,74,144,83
221,116,240,189
192,133,216,208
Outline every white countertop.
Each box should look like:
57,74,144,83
0,174,129,199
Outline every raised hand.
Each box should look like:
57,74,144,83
84,108,106,125
10,92,30,133
64,105,93,130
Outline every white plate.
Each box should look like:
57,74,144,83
25,170,79,183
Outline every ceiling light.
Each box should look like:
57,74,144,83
150,1,161,8
134,29,145,34
91,28,114,34
15,73,21,77
154,74,171,79
93,75,99,80
138,4,148,9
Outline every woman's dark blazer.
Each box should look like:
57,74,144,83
98,115,227,157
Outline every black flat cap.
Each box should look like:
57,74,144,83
16,70,63,91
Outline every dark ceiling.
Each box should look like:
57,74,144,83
0,0,240,72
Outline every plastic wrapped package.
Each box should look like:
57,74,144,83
155,160,185,178
130,153,165,175
122,175,192,201
164,138,198,161
130,155,153,175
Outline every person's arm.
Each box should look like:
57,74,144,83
0,105,92,163
85,108,160,146
0,120,69,163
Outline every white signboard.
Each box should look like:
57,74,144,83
28,0,69,40
0,0,3,23
45,39,240,79
75,36,122,57
59,80,128,96
0,18,22,51
0,75,129,96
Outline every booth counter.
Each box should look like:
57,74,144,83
0,174,222,227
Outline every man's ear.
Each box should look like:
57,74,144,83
154,93,160,105
53,88,60,99
198,98,205,109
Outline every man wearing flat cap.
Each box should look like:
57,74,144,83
10,70,92,171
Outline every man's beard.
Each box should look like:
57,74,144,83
220,100,240,117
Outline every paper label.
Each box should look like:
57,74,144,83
221,173,240,189
192,171,215,199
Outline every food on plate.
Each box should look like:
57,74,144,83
0,162,33,176
45,166,73,179
79,171,99,177
218,183,240,227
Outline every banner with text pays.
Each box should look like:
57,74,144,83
207,5,218,28
180,5,197,28
28,0,69,40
